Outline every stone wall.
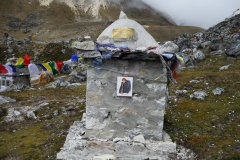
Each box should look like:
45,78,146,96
13,75,31,87
85,58,168,141
0,74,30,92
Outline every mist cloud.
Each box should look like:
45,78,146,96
142,0,239,29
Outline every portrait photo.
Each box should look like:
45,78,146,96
117,77,133,97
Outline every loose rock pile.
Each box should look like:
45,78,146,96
172,13,240,66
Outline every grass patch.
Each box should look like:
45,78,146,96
165,54,240,159
0,82,86,159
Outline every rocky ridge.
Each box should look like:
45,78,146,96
0,0,203,42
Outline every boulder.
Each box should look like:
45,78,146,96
190,91,208,100
201,41,211,49
212,88,225,95
193,48,205,61
158,41,179,53
226,42,240,57
210,39,225,51
178,39,192,51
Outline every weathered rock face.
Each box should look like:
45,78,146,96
85,58,168,141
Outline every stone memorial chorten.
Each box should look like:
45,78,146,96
57,11,176,160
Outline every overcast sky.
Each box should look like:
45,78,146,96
142,0,240,29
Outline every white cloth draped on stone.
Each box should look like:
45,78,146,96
28,64,40,77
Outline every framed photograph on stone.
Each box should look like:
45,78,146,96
117,77,133,97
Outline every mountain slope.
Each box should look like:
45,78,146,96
0,0,204,42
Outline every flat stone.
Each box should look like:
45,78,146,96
93,154,116,160
146,141,176,153
86,129,116,140
113,137,124,143
78,50,102,58
133,135,145,144
115,141,134,154
86,141,115,151
132,142,146,152
98,130,116,139
72,41,95,50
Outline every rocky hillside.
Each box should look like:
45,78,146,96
0,0,203,42
165,12,240,159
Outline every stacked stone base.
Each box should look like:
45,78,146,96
57,118,177,160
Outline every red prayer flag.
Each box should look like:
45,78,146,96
0,64,8,74
23,54,32,65
170,60,179,81
56,61,64,72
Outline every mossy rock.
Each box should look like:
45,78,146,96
37,43,74,62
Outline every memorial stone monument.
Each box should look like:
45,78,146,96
57,11,176,160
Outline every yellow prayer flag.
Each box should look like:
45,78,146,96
15,58,24,66
176,55,184,63
42,63,52,71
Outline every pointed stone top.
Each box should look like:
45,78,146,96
119,11,128,19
